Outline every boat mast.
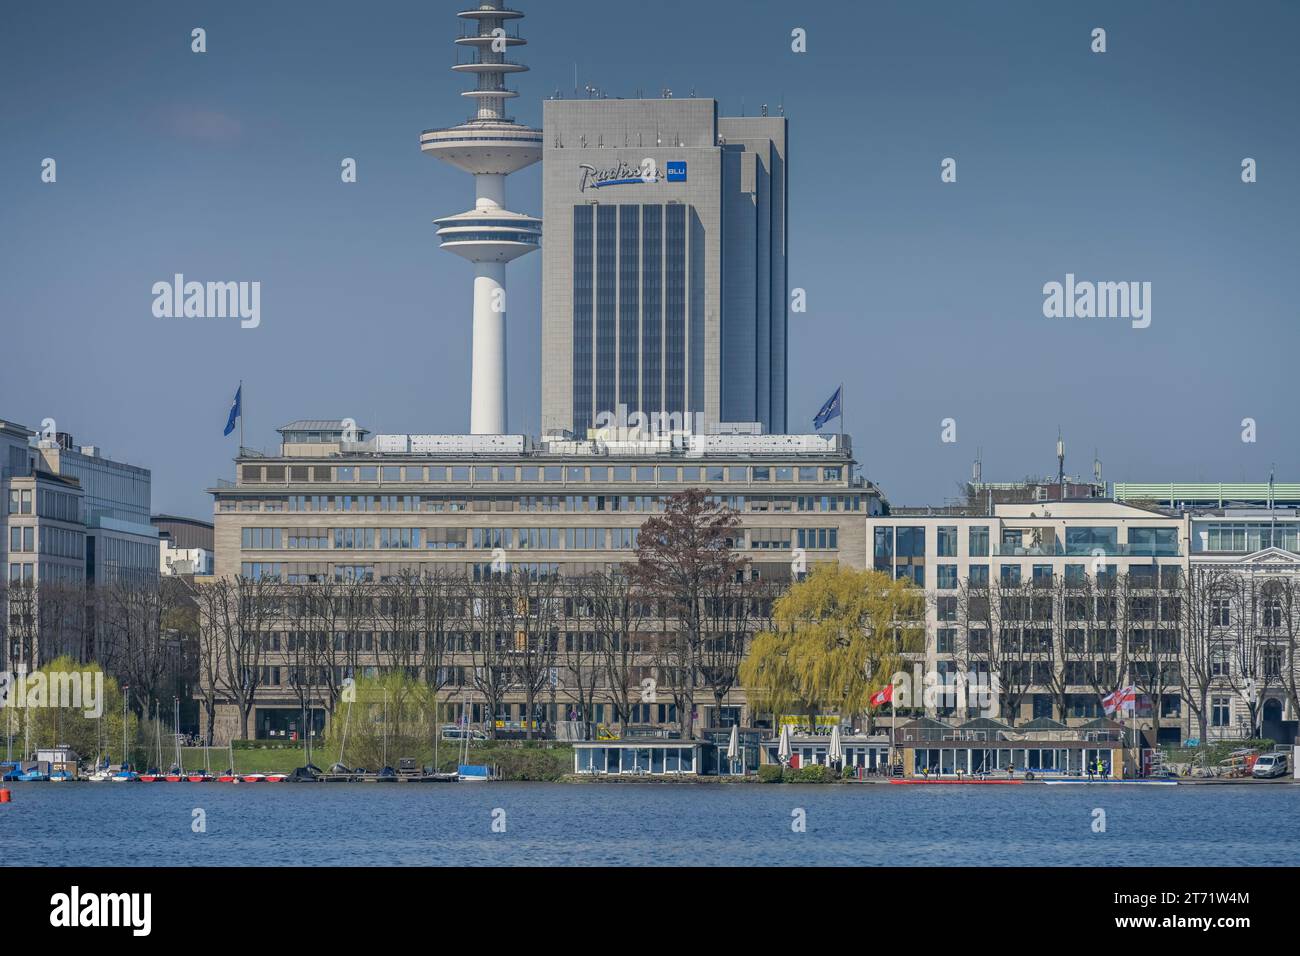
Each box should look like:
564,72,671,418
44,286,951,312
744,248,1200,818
173,696,182,772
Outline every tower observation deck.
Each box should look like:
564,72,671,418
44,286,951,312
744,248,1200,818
421,1,542,435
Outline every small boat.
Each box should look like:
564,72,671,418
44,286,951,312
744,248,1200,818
139,772,162,783
240,773,266,783
164,773,184,783
18,768,50,782
186,771,212,783
265,773,287,783
111,769,139,782
87,768,114,782
49,770,73,783
457,764,493,782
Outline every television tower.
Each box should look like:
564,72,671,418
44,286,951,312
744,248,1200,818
421,1,542,434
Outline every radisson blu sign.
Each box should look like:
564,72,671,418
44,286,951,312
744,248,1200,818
578,158,687,191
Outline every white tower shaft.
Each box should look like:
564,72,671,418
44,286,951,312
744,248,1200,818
421,0,541,435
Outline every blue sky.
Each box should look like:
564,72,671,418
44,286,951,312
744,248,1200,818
2,1,1296,517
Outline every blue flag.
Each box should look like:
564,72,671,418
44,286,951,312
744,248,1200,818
813,385,842,431
223,385,242,437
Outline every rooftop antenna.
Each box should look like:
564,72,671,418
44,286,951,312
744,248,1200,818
1093,449,1102,485
778,95,784,116
573,63,578,97
1056,428,1065,492
972,448,982,483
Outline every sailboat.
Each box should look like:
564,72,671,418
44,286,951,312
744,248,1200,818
165,698,185,781
111,690,138,780
217,739,238,782
140,700,166,781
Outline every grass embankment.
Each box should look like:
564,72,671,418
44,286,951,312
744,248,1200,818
182,743,575,780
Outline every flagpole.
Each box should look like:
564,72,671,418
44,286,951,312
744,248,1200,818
239,379,244,451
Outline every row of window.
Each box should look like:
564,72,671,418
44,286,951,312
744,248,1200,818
875,524,1181,562
923,563,1183,590
241,525,841,553
245,462,849,486
225,492,865,515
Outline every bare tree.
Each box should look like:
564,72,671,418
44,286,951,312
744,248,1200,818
497,569,562,739
98,577,171,717
192,577,238,745
216,575,276,741
1177,565,1229,746
632,489,746,738
1225,571,1284,737
582,567,648,731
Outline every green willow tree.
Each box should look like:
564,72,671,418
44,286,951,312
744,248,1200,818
740,565,924,731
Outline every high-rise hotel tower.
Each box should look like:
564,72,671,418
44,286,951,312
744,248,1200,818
541,98,788,438
421,1,542,434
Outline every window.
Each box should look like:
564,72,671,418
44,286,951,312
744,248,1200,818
1210,598,1230,627
936,596,957,622
896,527,925,557
1129,527,1177,556
1065,526,1117,554
969,526,989,557
936,628,955,654
1211,697,1231,728
968,565,989,587
937,565,958,590
1262,599,1283,628
1064,564,1086,587
1032,565,1053,588
937,526,957,557
1000,565,1021,586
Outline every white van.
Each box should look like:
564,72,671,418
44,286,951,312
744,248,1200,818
1251,753,1288,778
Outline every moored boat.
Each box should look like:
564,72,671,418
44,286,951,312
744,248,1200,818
241,773,266,783
110,769,139,782
18,768,50,782
49,770,73,782
265,772,287,783
186,771,212,783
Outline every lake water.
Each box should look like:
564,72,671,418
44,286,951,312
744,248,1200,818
2,782,1296,866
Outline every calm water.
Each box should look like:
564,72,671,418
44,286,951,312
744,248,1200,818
1,782,1296,866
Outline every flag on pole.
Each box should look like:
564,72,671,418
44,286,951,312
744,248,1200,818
869,683,894,708
1101,685,1137,716
813,385,842,431
223,385,242,437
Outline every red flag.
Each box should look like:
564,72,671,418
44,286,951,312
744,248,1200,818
869,683,893,708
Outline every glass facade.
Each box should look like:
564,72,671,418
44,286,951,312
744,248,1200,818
571,202,693,433
572,205,594,433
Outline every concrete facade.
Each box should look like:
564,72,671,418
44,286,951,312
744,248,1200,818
540,98,787,437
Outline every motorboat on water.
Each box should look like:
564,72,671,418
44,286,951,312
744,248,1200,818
49,770,73,782
87,768,114,782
